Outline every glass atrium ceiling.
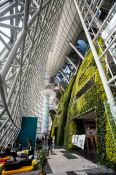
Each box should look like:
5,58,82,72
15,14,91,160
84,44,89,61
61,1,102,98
46,0,82,77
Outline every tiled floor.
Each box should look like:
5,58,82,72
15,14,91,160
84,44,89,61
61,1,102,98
12,148,116,175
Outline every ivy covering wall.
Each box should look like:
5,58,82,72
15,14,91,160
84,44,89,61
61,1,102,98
52,38,116,169
52,76,75,145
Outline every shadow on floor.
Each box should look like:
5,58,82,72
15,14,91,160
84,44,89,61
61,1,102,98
66,171,77,175
71,149,97,163
45,162,53,174
63,153,78,159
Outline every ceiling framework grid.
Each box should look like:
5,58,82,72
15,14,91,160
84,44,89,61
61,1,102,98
0,0,65,146
22,0,65,117
46,0,82,77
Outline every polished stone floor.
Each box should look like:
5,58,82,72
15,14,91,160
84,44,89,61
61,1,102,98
12,148,116,175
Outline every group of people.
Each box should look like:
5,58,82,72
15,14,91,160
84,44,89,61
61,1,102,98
0,142,34,161
0,135,54,161
36,136,54,154
0,144,17,161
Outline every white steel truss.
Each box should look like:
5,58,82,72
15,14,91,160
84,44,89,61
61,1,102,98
0,0,64,146
73,0,116,123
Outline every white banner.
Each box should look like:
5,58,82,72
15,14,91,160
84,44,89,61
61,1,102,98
72,135,75,144
72,134,86,150
76,135,86,150
74,135,79,146
72,135,78,145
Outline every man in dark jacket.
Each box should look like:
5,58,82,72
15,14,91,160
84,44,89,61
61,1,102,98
48,136,53,153
0,144,17,161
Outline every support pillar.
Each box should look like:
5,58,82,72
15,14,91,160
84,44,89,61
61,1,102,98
41,96,49,135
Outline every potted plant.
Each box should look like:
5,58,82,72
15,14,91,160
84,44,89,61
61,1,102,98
37,149,48,175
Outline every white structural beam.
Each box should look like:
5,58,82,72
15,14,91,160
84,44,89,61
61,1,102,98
69,42,84,60
73,0,116,123
59,70,69,84
66,56,77,70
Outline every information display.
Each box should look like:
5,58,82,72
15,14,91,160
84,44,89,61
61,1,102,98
72,134,86,150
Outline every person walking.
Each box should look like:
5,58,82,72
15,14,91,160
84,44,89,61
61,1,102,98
48,136,53,155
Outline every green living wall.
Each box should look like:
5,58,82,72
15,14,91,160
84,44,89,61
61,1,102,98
52,38,116,169
52,76,75,145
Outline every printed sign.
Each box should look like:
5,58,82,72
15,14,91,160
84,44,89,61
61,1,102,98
75,135,79,145
76,135,86,150
72,135,75,144
72,134,86,150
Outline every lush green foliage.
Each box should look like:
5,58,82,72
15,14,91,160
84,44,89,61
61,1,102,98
52,38,116,168
96,101,116,169
52,76,75,145
104,103,116,168
37,149,48,171
64,120,77,150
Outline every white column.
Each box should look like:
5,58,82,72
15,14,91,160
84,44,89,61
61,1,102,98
41,96,49,135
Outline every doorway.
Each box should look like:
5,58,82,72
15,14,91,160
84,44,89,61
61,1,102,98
84,120,97,152
75,110,97,162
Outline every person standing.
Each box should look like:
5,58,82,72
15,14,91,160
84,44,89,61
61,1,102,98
48,136,53,154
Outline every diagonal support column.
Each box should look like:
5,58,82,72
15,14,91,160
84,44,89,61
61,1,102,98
73,0,116,123
66,56,77,70
59,70,69,83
